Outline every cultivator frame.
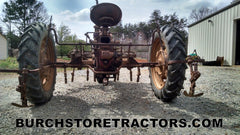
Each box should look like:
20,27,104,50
0,44,204,108
0,1,205,107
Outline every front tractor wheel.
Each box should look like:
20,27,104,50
149,25,187,102
18,23,56,105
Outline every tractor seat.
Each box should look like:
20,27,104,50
90,3,122,27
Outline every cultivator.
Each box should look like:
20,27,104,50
0,51,204,107
0,1,205,107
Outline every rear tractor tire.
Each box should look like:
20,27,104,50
18,23,56,105
149,25,187,102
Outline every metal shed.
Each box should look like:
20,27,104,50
0,34,8,60
188,1,240,65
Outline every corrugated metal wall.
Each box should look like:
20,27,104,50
188,4,240,65
0,35,8,60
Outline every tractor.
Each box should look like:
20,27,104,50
0,1,204,107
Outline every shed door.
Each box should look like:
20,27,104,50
236,20,240,65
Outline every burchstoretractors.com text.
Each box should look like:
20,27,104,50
16,118,223,128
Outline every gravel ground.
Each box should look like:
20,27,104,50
0,66,240,134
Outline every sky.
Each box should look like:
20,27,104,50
0,0,232,40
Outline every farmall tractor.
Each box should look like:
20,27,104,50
0,1,204,107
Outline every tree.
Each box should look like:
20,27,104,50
149,10,162,29
232,0,240,3
56,24,89,57
2,0,49,33
0,27,3,34
57,24,71,43
55,35,87,57
148,11,188,42
5,31,21,57
6,31,21,49
123,23,137,39
57,24,71,57
189,7,217,23
149,11,187,31
137,22,152,43
110,21,124,39
110,10,188,45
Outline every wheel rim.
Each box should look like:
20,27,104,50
39,36,55,91
151,34,168,90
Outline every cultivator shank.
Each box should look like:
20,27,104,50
184,50,205,97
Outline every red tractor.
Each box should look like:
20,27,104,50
1,1,204,107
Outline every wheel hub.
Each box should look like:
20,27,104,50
151,35,168,90
39,37,56,91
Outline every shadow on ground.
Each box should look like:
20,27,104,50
31,82,238,121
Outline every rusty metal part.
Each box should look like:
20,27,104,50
94,73,96,82
117,72,119,81
12,69,33,107
0,69,22,73
183,51,205,97
87,68,89,81
90,3,122,27
0,2,209,107
100,50,114,60
0,50,205,107
50,28,151,46
114,74,116,82
137,67,141,82
183,62,203,97
71,68,75,82
64,67,67,84
129,69,133,81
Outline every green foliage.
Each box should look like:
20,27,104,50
58,24,71,43
110,21,124,39
56,24,90,57
0,57,18,69
83,44,91,52
110,10,188,44
2,0,49,33
56,40,90,57
137,22,152,43
56,45,74,57
6,31,20,49
60,56,71,61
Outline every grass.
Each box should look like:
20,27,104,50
0,56,73,70
0,57,76,75
0,57,18,69
57,56,71,60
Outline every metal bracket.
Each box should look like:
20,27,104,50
64,66,67,84
129,69,132,81
183,62,204,97
183,50,204,97
136,67,141,82
71,68,75,82
87,68,89,81
12,69,33,107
